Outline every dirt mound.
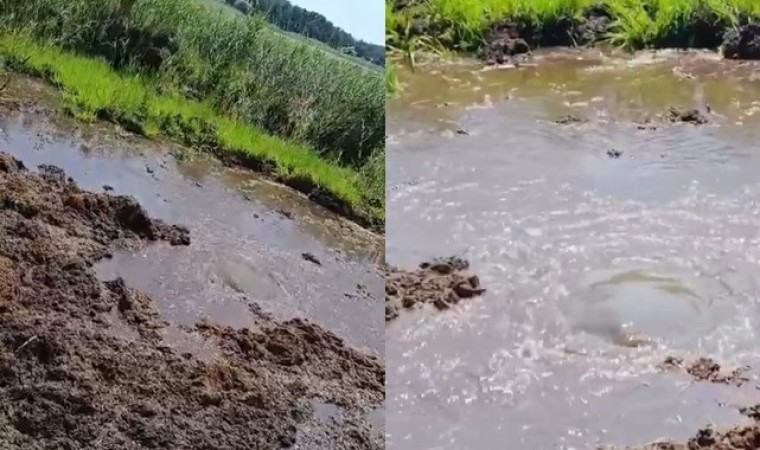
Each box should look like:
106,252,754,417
723,23,760,60
660,356,748,386
478,7,612,65
385,257,486,321
480,22,532,66
0,153,383,449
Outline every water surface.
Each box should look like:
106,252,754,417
387,49,760,449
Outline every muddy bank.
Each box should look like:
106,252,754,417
389,2,760,65
385,257,485,321
0,153,383,449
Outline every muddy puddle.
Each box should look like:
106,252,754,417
0,75,384,447
386,49,760,449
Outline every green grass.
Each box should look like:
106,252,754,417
0,0,383,173
388,0,760,52
198,0,382,71
386,64,400,96
0,34,383,227
0,0,384,228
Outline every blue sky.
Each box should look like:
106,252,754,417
289,0,384,45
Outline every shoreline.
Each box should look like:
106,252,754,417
0,152,383,449
387,0,760,65
0,35,384,233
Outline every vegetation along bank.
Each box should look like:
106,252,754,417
218,0,385,67
0,0,385,230
387,0,760,64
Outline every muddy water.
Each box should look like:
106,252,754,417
387,50,760,449
0,77,384,359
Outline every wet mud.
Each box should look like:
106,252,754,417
0,153,383,449
661,357,748,387
0,74,384,359
385,257,485,321
480,7,613,65
722,23,760,60
668,106,711,125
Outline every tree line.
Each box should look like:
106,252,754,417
225,0,384,66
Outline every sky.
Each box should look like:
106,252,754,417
288,0,384,45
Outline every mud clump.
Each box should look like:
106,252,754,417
385,257,486,321
481,22,531,65
0,153,383,449
668,106,710,125
574,6,613,46
479,7,611,65
660,356,748,386
723,23,760,60
554,114,586,125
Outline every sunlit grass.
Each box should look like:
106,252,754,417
0,34,379,224
386,64,400,96
388,0,760,51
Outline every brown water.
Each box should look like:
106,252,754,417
0,77,384,358
386,49,760,449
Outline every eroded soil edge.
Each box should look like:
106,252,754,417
0,153,383,449
385,257,486,321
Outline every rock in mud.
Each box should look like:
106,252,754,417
607,149,623,159
554,114,586,125
660,356,748,386
0,153,383,449
722,23,760,60
386,257,485,321
480,22,531,65
668,106,710,125
302,252,322,266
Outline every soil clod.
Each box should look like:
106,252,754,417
481,22,531,65
386,257,485,321
668,107,710,125
660,356,748,386
554,114,585,125
723,23,760,60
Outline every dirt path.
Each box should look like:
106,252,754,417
0,153,383,449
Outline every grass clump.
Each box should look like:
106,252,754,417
386,65,400,96
0,34,382,228
387,0,760,53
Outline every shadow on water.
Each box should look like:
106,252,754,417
0,76,383,359
387,49,760,449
